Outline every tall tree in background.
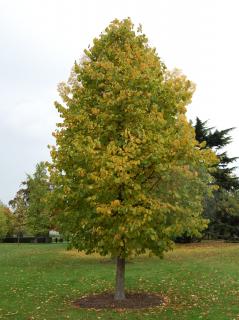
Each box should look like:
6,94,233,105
24,162,51,236
49,19,216,300
0,201,15,237
9,190,28,243
0,201,9,239
194,118,239,239
9,162,52,240
194,117,239,190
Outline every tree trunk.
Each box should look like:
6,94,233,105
114,257,125,300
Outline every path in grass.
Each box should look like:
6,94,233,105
0,241,239,319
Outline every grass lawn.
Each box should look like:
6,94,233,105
0,242,239,319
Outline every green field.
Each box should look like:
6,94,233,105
0,242,239,320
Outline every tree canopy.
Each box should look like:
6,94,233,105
49,18,216,299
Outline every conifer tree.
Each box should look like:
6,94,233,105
194,117,239,191
194,118,239,239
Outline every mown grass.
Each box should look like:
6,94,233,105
0,241,239,319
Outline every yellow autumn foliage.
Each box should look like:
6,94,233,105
49,18,217,259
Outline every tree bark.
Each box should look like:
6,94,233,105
114,257,125,300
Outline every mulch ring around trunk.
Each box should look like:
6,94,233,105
72,292,167,310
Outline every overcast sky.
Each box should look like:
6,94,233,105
1,0,239,204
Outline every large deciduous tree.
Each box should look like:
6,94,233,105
49,19,216,300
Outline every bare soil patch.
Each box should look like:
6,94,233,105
73,292,165,310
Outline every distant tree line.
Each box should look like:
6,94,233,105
0,162,53,242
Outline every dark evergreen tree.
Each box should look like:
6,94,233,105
194,118,239,240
